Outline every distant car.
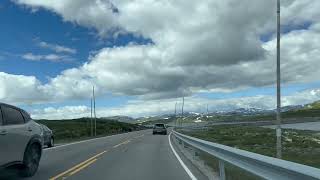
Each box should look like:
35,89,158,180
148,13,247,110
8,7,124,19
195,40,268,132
40,124,54,148
0,103,43,177
152,123,167,135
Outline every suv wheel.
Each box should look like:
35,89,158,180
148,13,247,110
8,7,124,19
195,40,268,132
48,137,54,148
20,143,41,177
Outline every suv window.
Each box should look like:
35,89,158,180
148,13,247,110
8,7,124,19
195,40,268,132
21,110,31,122
154,124,165,128
2,105,25,125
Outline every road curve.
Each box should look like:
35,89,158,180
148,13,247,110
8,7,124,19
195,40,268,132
1,129,195,180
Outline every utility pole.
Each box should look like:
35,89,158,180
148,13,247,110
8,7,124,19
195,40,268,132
175,102,177,127
207,104,209,115
276,0,282,159
181,97,184,127
93,86,97,137
90,97,93,137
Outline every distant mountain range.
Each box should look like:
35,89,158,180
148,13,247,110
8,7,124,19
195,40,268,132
214,108,273,115
206,105,304,116
105,116,134,123
103,100,320,123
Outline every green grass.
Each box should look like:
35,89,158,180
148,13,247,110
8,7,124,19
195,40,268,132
36,118,145,143
198,151,261,180
180,125,320,168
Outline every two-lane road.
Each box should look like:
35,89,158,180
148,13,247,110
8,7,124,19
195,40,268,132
1,129,198,180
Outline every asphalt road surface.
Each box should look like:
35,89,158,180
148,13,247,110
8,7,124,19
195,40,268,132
0,129,202,180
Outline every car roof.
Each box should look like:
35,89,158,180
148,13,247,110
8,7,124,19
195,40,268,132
0,102,21,110
0,102,31,117
0,102,14,107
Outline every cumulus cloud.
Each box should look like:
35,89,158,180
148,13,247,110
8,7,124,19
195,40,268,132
31,106,89,120
2,0,320,108
0,72,49,104
38,41,76,54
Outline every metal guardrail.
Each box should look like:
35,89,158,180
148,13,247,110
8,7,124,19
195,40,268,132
172,130,320,180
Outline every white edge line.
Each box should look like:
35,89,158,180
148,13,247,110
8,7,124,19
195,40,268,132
168,132,197,180
44,130,146,151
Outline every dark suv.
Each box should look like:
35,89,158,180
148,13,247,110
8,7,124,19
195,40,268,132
152,123,167,135
0,103,43,177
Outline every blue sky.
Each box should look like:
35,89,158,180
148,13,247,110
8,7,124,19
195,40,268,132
1,0,90,81
1,0,320,119
0,0,145,110
0,0,150,83
260,21,312,42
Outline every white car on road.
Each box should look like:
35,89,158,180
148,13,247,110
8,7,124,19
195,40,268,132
0,103,43,177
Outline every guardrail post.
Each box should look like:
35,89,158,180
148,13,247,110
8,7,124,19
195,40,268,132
219,160,226,180
194,150,199,157
183,142,188,148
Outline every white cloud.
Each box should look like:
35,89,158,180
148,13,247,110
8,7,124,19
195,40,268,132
31,106,89,119
0,72,49,104
2,0,319,112
38,41,76,54
22,53,72,62
22,53,42,61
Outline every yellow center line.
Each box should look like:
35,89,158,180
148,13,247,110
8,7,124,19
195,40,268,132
49,150,107,180
113,140,130,148
68,158,97,176
134,134,144,139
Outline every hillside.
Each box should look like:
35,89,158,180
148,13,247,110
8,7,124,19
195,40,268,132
104,116,135,123
36,118,145,143
281,100,320,119
138,116,176,126
304,100,320,110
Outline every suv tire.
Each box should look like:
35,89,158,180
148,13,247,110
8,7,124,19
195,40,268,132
20,143,41,177
48,137,54,148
